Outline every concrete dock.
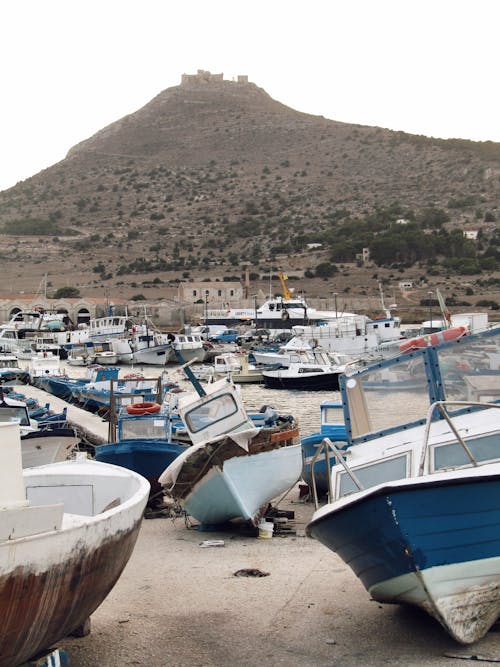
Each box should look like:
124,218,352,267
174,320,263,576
20,383,108,445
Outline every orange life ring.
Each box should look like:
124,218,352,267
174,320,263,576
400,325,468,353
126,401,161,415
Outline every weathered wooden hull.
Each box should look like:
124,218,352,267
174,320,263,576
0,460,149,666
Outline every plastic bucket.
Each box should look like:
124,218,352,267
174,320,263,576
258,521,274,539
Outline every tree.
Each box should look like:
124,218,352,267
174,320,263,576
52,286,80,299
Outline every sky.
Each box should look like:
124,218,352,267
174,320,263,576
1,0,499,192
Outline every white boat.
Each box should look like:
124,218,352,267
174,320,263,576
28,353,64,383
0,391,80,468
167,332,206,363
194,352,264,384
129,330,173,365
292,312,402,361
203,271,352,330
159,377,301,526
0,354,29,383
0,310,67,356
0,421,149,667
91,338,134,365
262,349,348,391
306,325,500,644
251,336,314,366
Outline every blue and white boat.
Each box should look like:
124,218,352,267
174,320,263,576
306,325,500,644
95,401,189,506
159,377,301,527
39,364,121,401
300,401,347,496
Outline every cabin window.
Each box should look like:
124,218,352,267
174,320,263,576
337,454,409,498
120,416,168,441
185,393,239,433
0,405,30,426
432,433,500,471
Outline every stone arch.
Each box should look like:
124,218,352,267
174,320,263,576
77,308,91,325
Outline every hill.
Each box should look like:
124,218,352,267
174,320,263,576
0,70,498,315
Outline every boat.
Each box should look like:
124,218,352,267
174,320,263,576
0,354,29,384
90,338,134,365
0,421,149,667
95,399,189,507
300,401,347,496
194,352,265,384
159,376,301,527
38,364,121,401
203,272,350,330
261,349,348,391
0,389,80,468
306,325,500,644
251,335,314,367
28,353,65,385
166,332,206,363
73,374,157,414
128,328,173,365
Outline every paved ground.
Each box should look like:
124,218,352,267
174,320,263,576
55,492,500,667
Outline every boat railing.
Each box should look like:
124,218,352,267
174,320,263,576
418,400,500,476
310,438,364,509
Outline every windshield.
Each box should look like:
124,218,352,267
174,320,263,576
0,404,30,426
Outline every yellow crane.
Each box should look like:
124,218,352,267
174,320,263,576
277,272,293,301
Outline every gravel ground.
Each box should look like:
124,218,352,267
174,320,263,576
54,491,500,667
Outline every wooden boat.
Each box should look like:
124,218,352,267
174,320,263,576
0,422,149,667
159,377,301,526
306,325,500,644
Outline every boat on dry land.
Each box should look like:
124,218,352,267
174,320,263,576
0,421,149,667
159,376,301,527
306,325,500,644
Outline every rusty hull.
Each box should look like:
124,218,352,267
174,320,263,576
0,518,142,667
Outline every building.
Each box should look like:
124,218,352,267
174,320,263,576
177,281,243,304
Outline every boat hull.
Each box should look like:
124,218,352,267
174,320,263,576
95,439,187,502
183,443,302,525
0,459,149,667
262,371,340,391
21,428,80,468
307,474,500,644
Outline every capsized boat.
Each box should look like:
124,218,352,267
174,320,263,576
0,421,150,667
306,325,500,644
159,377,301,526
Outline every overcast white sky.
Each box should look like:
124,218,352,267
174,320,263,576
1,0,498,192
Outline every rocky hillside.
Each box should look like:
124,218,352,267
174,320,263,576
0,71,498,308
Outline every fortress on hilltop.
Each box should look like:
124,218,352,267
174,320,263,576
181,70,249,86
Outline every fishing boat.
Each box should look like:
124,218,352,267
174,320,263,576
36,364,121,401
0,421,149,667
300,401,347,496
0,354,29,384
193,352,265,384
95,397,189,506
159,376,301,527
306,325,500,644
0,389,80,468
261,349,347,391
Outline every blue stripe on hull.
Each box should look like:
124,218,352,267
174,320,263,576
309,477,500,592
